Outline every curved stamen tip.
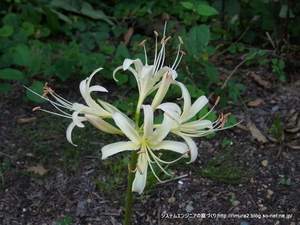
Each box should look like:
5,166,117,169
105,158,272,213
136,164,143,175
153,31,159,36
42,82,55,98
32,106,41,111
180,50,187,55
178,36,184,44
170,172,176,176
214,96,220,106
139,39,147,46
160,36,166,45
182,148,190,156
164,36,171,44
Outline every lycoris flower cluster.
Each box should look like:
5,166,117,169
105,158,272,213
29,25,232,194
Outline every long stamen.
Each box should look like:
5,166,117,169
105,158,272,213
153,31,159,69
139,39,148,65
171,37,185,70
198,96,220,121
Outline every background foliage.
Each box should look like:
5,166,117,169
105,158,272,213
1,0,299,105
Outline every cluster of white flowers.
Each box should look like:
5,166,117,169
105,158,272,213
30,26,231,194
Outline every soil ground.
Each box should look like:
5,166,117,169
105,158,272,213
1,63,300,225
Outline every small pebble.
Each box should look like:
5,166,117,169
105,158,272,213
185,204,194,213
232,200,240,207
259,206,268,211
240,221,250,225
266,189,274,199
261,160,268,167
168,197,175,203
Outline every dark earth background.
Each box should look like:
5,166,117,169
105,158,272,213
1,58,300,225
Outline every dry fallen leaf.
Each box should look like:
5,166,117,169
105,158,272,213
17,117,37,124
27,165,48,176
124,27,134,46
248,72,272,89
248,98,264,106
247,121,268,143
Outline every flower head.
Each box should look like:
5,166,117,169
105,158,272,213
157,81,232,162
28,68,121,145
113,24,185,113
101,105,189,194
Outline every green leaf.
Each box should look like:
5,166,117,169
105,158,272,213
185,84,205,98
225,115,238,127
235,83,246,90
80,53,106,74
0,53,13,68
56,216,72,225
285,179,291,185
237,44,245,52
258,58,269,65
51,0,114,25
42,5,59,33
228,44,236,54
27,56,43,77
19,22,34,37
0,83,13,94
279,5,295,18
181,2,194,9
197,4,219,16
54,59,73,81
26,81,47,103
11,44,32,67
100,45,116,55
0,25,14,37
203,61,218,83
185,24,210,58
0,68,24,80
114,44,130,65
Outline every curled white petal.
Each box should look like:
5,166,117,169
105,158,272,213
101,141,139,159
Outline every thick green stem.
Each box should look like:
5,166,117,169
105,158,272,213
124,150,138,225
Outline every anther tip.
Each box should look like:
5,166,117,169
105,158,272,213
178,36,184,44
32,106,41,111
214,96,220,106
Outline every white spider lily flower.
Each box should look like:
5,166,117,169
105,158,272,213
113,25,185,113
157,82,231,162
101,105,189,194
29,68,121,145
